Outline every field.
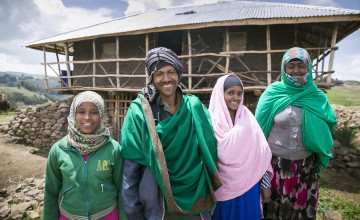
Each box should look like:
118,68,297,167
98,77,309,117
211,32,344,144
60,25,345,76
326,82,360,106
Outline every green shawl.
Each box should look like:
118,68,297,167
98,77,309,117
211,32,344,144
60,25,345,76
255,48,336,171
121,94,222,215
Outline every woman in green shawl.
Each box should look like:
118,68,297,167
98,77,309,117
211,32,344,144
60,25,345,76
121,47,222,220
255,47,336,219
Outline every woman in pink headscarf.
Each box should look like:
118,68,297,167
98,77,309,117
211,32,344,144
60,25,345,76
209,74,273,219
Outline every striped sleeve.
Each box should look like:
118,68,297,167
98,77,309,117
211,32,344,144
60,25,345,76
261,172,271,189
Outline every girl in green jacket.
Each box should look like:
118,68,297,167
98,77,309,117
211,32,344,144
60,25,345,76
43,91,126,220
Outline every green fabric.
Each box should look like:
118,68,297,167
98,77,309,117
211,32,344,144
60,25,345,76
43,137,126,220
255,50,336,171
121,94,220,214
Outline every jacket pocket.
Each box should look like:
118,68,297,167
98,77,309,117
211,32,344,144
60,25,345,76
100,183,115,192
60,185,76,205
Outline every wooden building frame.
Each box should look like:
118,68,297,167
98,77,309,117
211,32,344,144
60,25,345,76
26,1,360,138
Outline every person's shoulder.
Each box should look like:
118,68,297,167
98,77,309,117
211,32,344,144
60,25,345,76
185,94,201,102
106,138,120,148
100,138,121,155
50,136,68,149
47,136,69,156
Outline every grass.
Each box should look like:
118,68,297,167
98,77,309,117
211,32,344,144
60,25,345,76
326,84,360,106
0,112,16,124
321,82,360,219
317,174,360,220
0,86,39,98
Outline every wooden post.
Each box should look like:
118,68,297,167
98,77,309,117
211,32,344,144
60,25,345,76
92,40,96,87
116,37,120,88
321,38,327,80
327,23,338,84
225,27,230,74
64,43,72,87
266,25,272,85
315,35,321,81
54,45,61,76
187,30,192,89
294,24,298,45
42,46,49,89
145,34,149,85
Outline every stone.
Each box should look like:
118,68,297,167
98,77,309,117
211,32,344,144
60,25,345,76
336,147,350,156
348,168,360,180
324,210,342,220
0,206,11,219
346,161,360,168
26,210,40,219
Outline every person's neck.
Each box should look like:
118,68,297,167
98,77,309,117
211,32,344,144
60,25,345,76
160,94,178,113
229,110,236,124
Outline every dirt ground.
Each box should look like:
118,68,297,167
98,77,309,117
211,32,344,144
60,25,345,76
0,133,48,188
0,132,359,192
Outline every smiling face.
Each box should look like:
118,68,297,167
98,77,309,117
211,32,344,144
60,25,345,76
224,85,243,115
152,65,179,100
285,60,307,76
75,102,100,134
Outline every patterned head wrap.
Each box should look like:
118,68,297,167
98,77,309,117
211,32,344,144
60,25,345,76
281,47,312,86
143,47,183,102
67,91,110,155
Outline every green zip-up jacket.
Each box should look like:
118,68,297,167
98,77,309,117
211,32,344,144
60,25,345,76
43,136,125,220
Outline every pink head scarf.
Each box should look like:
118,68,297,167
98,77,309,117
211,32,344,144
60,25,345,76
209,74,273,201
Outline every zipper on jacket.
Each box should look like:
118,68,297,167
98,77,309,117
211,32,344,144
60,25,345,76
101,184,104,192
60,185,76,206
84,160,92,219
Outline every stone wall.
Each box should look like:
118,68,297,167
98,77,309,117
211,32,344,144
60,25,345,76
0,97,116,150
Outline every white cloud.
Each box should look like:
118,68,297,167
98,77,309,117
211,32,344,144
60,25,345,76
305,0,340,7
0,0,116,75
33,0,114,33
334,53,360,81
124,0,217,16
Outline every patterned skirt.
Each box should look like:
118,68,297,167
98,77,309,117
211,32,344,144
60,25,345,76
263,155,319,220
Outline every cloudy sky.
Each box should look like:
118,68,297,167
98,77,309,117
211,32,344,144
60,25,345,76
0,0,359,80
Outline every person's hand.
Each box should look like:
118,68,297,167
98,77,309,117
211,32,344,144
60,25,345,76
261,188,271,204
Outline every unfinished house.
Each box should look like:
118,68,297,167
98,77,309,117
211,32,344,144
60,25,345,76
26,1,360,136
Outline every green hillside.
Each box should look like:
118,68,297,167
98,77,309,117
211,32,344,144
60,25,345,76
326,82,360,106
0,71,69,109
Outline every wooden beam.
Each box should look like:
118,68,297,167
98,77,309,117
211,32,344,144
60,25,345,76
145,33,149,85
266,25,271,85
327,23,338,83
64,42,72,87
42,46,49,90
92,40,96,87
116,37,120,88
225,27,230,73
187,29,192,89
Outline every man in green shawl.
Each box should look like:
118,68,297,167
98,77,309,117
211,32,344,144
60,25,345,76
120,47,222,220
255,47,336,219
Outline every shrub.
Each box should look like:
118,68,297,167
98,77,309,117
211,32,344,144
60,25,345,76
332,123,356,148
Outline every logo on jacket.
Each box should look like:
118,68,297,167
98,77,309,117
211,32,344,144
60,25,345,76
97,160,110,171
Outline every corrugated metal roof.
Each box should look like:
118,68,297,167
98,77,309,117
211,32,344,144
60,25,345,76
26,0,360,47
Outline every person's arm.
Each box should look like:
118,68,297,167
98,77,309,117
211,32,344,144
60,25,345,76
260,171,271,204
43,146,62,220
112,143,128,220
122,159,145,220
